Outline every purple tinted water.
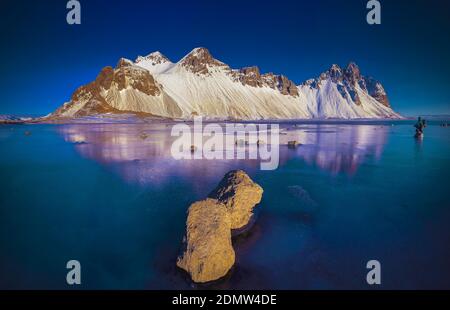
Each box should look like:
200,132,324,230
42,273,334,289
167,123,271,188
0,120,449,289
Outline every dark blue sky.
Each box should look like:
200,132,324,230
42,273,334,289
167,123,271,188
1,0,449,116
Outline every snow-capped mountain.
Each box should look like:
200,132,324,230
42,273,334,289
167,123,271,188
50,47,401,120
0,115,33,123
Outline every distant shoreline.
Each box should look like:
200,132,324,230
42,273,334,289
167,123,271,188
2,115,449,126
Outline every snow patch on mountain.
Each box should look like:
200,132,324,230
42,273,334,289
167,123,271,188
135,51,175,75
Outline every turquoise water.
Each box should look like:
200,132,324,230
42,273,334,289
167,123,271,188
0,121,449,289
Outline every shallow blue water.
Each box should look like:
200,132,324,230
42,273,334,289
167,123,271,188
0,121,449,289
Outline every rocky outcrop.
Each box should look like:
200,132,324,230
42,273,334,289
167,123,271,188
135,51,171,66
238,66,263,87
303,62,391,108
276,75,299,97
176,199,235,284
365,77,390,107
52,66,120,117
232,67,299,97
177,170,263,283
179,47,230,75
209,170,264,230
113,58,161,96
344,62,362,85
51,58,177,118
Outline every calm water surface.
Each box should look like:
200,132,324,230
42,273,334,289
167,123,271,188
0,120,449,289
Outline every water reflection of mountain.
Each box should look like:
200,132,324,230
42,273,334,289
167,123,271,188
58,123,388,187
280,125,388,175
57,124,261,195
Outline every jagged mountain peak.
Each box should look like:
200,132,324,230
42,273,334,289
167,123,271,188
329,63,342,71
135,51,172,65
326,64,343,81
179,47,229,74
240,66,261,76
364,76,390,107
300,62,392,109
230,66,298,97
180,47,214,63
234,66,262,88
346,61,360,70
116,58,134,68
134,51,175,75
186,47,212,58
315,62,363,84
345,62,361,80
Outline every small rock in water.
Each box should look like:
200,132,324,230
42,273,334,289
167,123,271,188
140,132,148,140
177,170,263,283
288,140,301,148
288,185,318,208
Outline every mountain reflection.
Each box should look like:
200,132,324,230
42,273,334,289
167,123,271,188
284,124,388,175
58,123,388,186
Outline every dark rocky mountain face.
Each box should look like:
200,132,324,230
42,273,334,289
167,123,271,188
114,58,161,96
177,48,301,97
231,66,299,97
238,66,263,87
304,62,390,107
53,59,163,117
180,47,230,74
364,77,390,107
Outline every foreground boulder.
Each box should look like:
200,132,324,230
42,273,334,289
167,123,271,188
209,170,264,230
177,170,263,283
176,199,235,283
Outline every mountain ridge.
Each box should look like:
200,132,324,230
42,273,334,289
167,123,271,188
49,47,402,120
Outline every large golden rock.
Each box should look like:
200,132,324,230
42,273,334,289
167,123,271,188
176,199,235,283
177,170,263,283
210,170,264,230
